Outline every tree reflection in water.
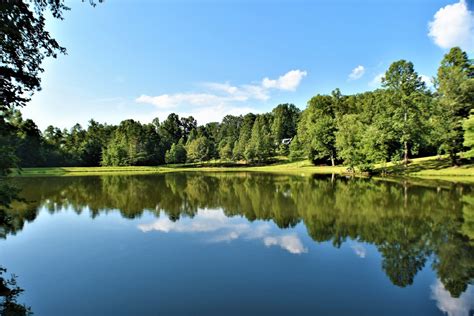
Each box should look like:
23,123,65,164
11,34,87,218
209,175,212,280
3,173,474,299
0,266,31,316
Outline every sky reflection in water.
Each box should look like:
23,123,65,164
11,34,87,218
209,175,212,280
0,173,472,315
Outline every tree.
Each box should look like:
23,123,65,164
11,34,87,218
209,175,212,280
382,60,429,166
1,1,65,111
202,122,220,160
62,123,87,165
186,136,211,162
81,120,112,166
335,115,366,171
435,47,474,164
217,115,243,159
245,114,274,162
334,90,395,171
0,115,19,209
15,119,45,167
233,113,256,160
271,104,300,155
463,110,474,158
336,114,387,172
288,135,305,161
297,95,337,166
0,1,101,208
165,143,187,164
159,113,182,149
179,116,197,143
218,138,233,161
271,103,300,141
102,120,152,166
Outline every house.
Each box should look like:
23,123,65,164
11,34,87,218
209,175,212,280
281,138,292,145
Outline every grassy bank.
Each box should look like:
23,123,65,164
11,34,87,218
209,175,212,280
12,160,345,177
11,156,474,181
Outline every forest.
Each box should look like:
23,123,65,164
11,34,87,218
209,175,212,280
1,47,473,172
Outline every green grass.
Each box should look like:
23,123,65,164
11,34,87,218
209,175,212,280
12,160,345,177
10,155,474,182
381,156,474,176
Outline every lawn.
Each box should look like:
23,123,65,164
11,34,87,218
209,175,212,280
11,156,474,181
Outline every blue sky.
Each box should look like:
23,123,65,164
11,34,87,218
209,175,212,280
23,0,474,129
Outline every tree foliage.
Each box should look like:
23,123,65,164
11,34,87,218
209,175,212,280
463,111,474,158
435,47,474,164
165,142,187,164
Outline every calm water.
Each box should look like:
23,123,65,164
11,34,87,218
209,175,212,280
1,173,473,315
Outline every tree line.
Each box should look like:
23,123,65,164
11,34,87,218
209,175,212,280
2,47,473,171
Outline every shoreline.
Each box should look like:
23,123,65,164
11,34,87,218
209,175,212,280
7,157,474,183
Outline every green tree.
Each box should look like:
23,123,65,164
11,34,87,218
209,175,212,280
288,135,305,161
335,115,366,171
245,114,274,162
271,103,300,155
218,138,234,161
233,113,256,160
435,47,474,164
297,95,337,165
382,60,429,166
463,110,474,158
14,119,45,167
80,120,113,166
179,116,197,143
335,90,393,171
1,1,66,111
186,136,211,162
217,115,243,159
159,113,182,149
101,120,153,166
165,142,187,164
62,123,87,165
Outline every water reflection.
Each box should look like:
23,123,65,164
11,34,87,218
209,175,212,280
431,279,474,316
0,266,31,316
351,244,367,258
3,173,474,301
138,209,308,254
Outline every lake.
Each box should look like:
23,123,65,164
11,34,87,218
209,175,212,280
1,173,473,315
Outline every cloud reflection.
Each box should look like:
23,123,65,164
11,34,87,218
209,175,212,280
431,279,474,316
264,235,307,254
351,244,367,258
138,209,307,254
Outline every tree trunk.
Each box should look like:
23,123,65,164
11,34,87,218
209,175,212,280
450,152,459,166
330,155,335,167
403,111,408,167
404,141,408,167
450,142,459,166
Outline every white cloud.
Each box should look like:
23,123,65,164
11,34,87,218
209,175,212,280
369,73,384,88
178,104,259,124
202,82,239,95
431,279,474,316
136,93,223,109
351,244,367,258
348,65,366,80
262,69,307,91
138,209,307,255
428,0,474,51
135,70,307,124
